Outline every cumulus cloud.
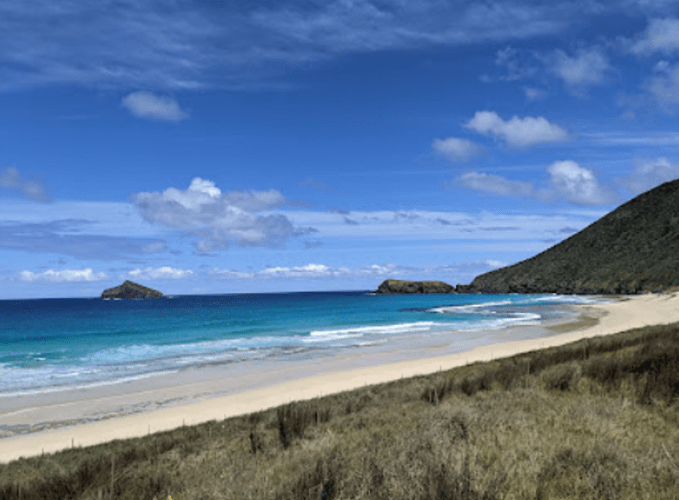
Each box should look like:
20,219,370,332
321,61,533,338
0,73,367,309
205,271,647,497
631,18,679,55
459,172,534,198
121,91,189,122
131,177,312,250
550,47,609,88
543,160,618,206
432,137,481,162
0,167,51,202
623,156,679,193
464,111,570,148
18,268,108,283
128,266,194,280
221,189,288,212
459,161,617,206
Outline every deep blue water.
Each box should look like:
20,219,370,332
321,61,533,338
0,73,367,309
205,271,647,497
0,291,603,397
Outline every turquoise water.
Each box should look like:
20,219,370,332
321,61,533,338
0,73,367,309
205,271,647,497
0,291,603,397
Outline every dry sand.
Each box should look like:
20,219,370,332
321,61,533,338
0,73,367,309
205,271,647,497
2,292,678,463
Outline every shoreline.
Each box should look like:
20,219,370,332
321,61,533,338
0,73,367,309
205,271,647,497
2,292,678,463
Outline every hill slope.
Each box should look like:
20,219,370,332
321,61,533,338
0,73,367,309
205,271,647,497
459,179,679,294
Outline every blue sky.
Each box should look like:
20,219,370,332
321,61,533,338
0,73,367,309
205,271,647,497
3,1,679,299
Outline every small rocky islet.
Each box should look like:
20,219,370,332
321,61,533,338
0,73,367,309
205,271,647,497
374,279,456,294
100,280,163,299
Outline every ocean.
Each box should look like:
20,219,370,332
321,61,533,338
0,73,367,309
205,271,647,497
0,291,605,398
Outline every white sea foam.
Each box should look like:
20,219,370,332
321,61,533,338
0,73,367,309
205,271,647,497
304,321,437,343
532,294,611,304
429,300,513,314
0,369,180,398
83,335,307,365
435,311,542,332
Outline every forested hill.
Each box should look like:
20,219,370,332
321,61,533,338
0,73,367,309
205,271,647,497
458,179,679,294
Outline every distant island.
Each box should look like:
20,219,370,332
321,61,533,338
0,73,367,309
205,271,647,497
377,178,679,295
100,280,163,299
374,279,455,294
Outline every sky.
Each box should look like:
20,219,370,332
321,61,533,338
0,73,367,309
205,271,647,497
3,0,679,299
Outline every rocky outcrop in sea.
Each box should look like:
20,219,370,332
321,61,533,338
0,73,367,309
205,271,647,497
374,280,455,294
100,280,164,299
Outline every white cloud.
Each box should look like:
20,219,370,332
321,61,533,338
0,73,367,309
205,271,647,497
459,161,617,206
142,242,168,253
121,91,189,122
493,46,539,81
623,156,679,193
0,167,51,202
645,62,679,110
18,268,108,283
210,269,256,280
221,189,288,212
550,47,609,88
544,160,617,206
211,262,420,280
523,87,546,101
631,18,679,55
485,259,507,268
357,264,401,276
432,137,480,161
654,60,671,73
131,177,310,250
459,172,534,197
0,1,615,92
209,260,523,284
258,263,350,279
465,111,570,148
128,266,194,280
212,263,350,280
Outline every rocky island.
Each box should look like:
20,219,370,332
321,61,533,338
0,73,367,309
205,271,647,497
100,280,164,299
374,279,455,294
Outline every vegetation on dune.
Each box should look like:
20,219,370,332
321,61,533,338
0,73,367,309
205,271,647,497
2,322,679,499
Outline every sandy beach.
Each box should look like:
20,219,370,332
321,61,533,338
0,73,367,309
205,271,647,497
2,292,678,463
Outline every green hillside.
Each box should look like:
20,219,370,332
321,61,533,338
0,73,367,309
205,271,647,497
460,179,679,294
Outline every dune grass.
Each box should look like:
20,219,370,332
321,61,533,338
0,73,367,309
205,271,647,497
1,322,678,499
